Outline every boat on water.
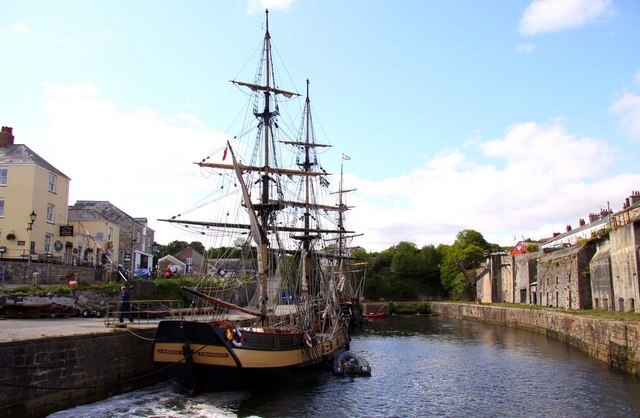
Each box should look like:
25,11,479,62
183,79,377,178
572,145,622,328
333,351,371,377
362,311,385,319
152,10,355,393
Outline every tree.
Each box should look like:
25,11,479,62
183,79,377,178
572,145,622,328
165,240,188,255
418,244,444,296
188,241,205,255
440,229,492,300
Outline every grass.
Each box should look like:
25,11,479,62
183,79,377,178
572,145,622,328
491,302,640,322
390,300,640,322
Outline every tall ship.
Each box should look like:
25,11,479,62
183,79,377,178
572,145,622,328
152,10,353,392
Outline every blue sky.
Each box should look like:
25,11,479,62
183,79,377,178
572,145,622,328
2,0,640,251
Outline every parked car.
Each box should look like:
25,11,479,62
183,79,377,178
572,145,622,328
133,268,151,279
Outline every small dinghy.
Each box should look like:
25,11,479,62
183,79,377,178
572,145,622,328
333,351,371,377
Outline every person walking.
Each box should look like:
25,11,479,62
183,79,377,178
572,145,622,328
119,285,133,323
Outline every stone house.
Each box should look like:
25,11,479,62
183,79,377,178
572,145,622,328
590,239,614,311
207,258,255,277
473,252,511,304
536,242,595,310
514,252,539,304
67,207,121,268
479,191,640,313
173,246,207,276
608,210,640,312
69,201,154,273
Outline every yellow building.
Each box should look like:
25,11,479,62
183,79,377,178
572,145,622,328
68,208,121,269
0,126,71,262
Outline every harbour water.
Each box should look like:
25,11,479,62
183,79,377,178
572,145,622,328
49,315,640,417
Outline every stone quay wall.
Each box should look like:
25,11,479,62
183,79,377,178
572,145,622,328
0,328,158,417
0,260,103,286
427,302,640,376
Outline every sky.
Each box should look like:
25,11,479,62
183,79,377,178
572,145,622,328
1,0,640,252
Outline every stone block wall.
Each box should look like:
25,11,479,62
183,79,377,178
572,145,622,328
427,302,640,376
590,241,614,310
0,328,158,417
0,261,103,285
609,222,640,312
514,254,538,304
538,242,594,310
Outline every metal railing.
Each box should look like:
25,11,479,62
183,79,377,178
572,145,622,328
104,299,183,326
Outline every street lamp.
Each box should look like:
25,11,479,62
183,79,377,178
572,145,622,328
27,211,37,228
26,211,37,284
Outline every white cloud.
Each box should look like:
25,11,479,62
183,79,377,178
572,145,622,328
35,82,230,245
246,0,294,15
346,120,638,251
519,0,612,36
611,91,640,141
14,23,31,34
516,43,536,54
28,83,640,253
177,113,205,127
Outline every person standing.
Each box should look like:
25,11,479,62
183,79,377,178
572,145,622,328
119,285,133,323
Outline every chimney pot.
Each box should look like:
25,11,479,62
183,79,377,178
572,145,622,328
0,126,15,148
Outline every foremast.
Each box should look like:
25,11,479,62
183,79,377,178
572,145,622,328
159,10,353,328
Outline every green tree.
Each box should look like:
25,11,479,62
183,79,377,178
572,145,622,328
440,229,491,300
165,240,188,255
188,241,205,255
418,244,444,297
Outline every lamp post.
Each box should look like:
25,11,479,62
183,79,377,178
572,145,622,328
26,210,37,283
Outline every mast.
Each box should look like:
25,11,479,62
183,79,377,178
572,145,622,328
303,80,312,293
258,9,274,324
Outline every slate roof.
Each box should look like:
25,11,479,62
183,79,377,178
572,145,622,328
0,143,69,178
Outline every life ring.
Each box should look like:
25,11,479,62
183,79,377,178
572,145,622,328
231,328,244,347
303,332,313,348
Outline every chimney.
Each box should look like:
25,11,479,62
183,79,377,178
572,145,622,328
630,190,640,206
0,126,15,148
566,225,572,232
578,218,586,227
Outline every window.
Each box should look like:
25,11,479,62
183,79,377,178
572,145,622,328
48,173,56,193
47,204,55,223
0,198,4,217
45,234,53,253
107,227,113,241
0,167,7,186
